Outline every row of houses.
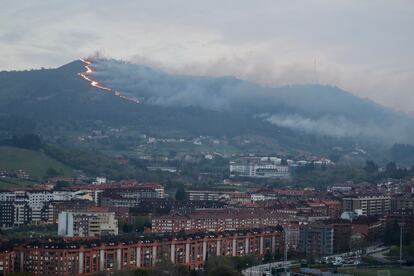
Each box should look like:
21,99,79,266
0,227,284,275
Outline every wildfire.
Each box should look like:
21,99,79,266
78,58,140,104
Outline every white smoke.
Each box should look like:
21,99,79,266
265,114,372,138
89,58,414,144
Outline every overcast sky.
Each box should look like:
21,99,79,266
1,0,413,114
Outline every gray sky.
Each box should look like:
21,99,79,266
1,0,413,114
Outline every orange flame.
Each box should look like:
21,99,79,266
78,58,140,104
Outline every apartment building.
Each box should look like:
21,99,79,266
391,194,414,211
58,211,118,237
100,184,165,208
0,202,14,229
0,227,284,275
152,209,284,233
342,196,391,216
298,224,334,257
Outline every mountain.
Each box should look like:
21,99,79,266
0,58,413,161
92,59,414,144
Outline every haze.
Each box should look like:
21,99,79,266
1,0,413,114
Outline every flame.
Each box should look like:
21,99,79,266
78,58,140,104
85,65,93,73
79,58,91,65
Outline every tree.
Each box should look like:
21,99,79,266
384,162,407,179
364,160,378,173
232,255,257,271
122,222,134,233
384,220,400,245
207,265,238,276
12,133,42,150
263,250,274,262
132,216,151,232
205,256,232,275
152,257,190,276
55,180,70,190
386,162,397,174
45,167,60,179
175,186,186,201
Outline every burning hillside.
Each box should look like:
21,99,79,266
78,58,140,104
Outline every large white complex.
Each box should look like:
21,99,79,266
230,157,290,178
58,211,118,237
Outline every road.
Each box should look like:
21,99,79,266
242,245,391,276
242,261,295,276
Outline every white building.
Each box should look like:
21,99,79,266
230,157,290,178
186,190,229,201
28,191,54,208
0,192,16,202
58,211,118,237
53,191,74,201
94,177,107,185
27,191,54,223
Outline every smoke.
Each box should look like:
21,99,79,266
89,58,414,144
91,58,244,111
264,114,383,140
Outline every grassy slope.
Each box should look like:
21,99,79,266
0,146,73,180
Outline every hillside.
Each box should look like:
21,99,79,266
92,59,414,144
0,146,74,181
0,59,413,164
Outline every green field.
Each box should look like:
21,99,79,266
0,177,39,189
339,267,414,276
0,146,73,182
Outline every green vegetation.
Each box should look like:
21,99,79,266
387,244,414,262
0,224,57,239
391,144,414,165
111,256,257,276
292,160,414,188
0,146,73,180
384,220,412,247
205,255,257,276
1,60,412,167
339,267,414,276
174,186,186,201
0,177,38,189
119,216,151,233
293,165,373,187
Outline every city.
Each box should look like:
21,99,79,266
1,1,414,276
1,160,414,275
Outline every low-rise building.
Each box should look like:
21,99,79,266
230,157,290,178
186,190,228,201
